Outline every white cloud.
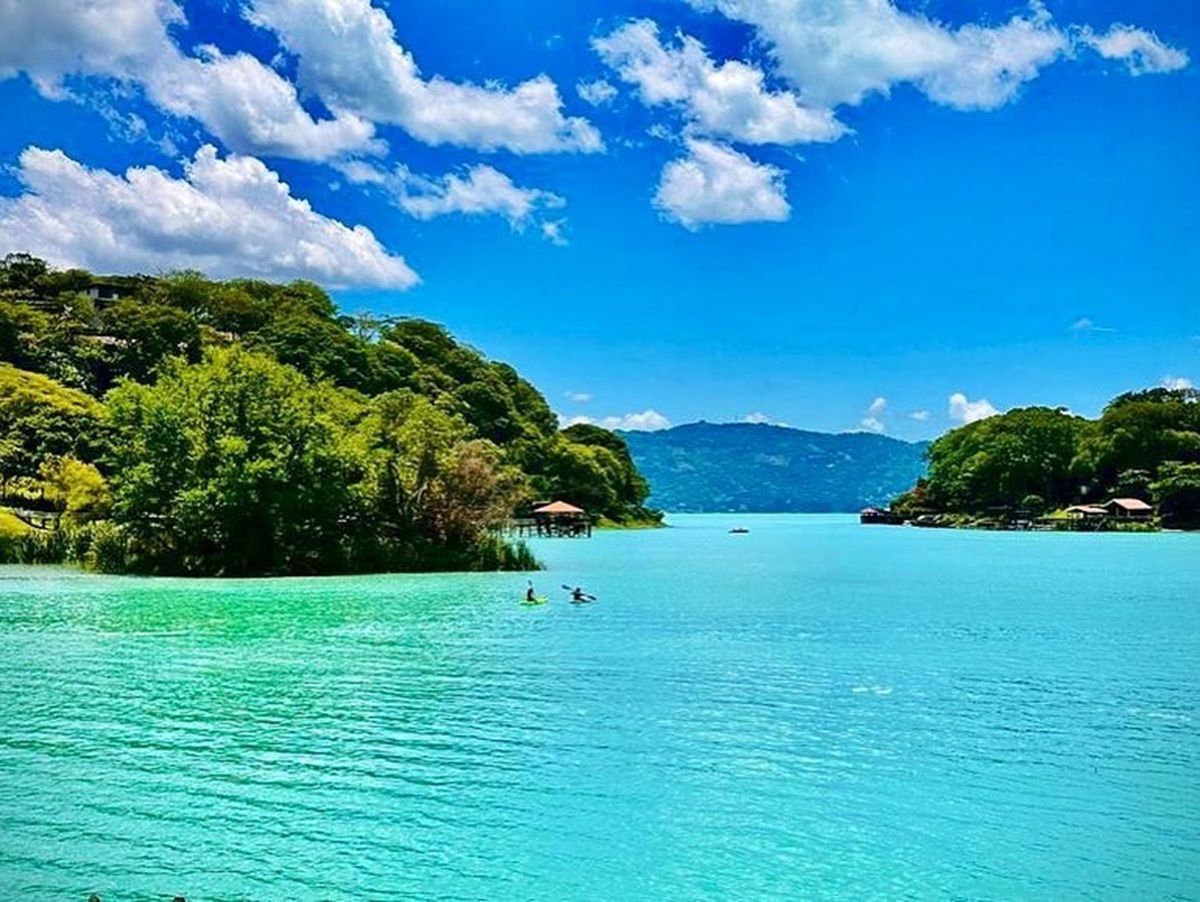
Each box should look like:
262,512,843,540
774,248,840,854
687,1,1186,112
859,417,884,433
0,0,377,161
910,409,931,422
342,162,563,227
1070,317,1116,334
577,78,618,106
859,396,887,433
594,19,845,145
1162,376,1194,391
948,392,999,424
743,411,788,426
541,220,569,247
565,391,592,403
561,409,671,431
1079,24,1189,76
0,145,418,289
655,139,789,229
246,0,601,154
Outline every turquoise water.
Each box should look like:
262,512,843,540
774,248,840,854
1,514,1198,899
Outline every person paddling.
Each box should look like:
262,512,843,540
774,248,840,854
526,581,537,603
566,585,596,603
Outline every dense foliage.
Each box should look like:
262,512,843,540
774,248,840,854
622,422,929,512
0,254,658,574
894,389,1200,527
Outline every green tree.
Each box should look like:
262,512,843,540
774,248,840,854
39,456,112,525
101,300,202,384
105,347,361,575
1151,463,1200,529
921,407,1089,513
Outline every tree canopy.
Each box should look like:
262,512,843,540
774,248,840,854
894,389,1200,525
0,255,660,573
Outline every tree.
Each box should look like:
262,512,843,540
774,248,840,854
39,456,112,525
101,300,202,384
921,407,1088,513
1151,463,1200,529
105,347,361,575
0,364,107,488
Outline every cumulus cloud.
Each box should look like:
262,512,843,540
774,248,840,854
0,0,377,161
689,0,1068,109
0,145,417,288
1070,317,1116,334
859,396,887,433
565,391,593,403
1079,24,1189,76
541,220,569,247
340,161,563,229
688,0,1187,112
246,0,601,154
948,392,999,424
743,411,788,426
655,139,789,229
594,19,845,145
561,409,671,431
1162,376,1194,391
910,409,931,422
577,79,618,106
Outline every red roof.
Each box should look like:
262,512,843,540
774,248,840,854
1107,498,1153,511
534,500,585,515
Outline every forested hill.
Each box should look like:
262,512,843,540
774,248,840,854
621,422,929,512
0,253,657,576
892,389,1200,528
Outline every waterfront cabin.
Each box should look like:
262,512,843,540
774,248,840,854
860,507,900,525
533,500,592,537
1065,504,1107,521
1104,498,1154,521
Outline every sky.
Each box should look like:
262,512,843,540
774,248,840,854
0,0,1196,441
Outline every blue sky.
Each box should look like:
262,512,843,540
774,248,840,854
0,0,1196,440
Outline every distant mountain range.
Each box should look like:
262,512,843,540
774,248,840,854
620,422,929,513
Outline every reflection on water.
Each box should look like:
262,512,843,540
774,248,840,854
0,516,1197,898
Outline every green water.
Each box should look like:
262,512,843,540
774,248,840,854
1,514,1198,899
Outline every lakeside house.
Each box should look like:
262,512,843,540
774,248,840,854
506,500,593,538
865,497,1159,530
1104,498,1154,521
1065,504,1108,522
860,507,901,525
533,500,592,537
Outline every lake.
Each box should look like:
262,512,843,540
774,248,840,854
1,514,1198,899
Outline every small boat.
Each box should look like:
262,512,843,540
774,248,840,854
729,527,750,534
521,596,548,606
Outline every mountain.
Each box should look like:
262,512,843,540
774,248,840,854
621,422,929,513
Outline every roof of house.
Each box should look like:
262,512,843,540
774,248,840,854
1066,505,1107,515
1106,497,1153,511
534,500,585,515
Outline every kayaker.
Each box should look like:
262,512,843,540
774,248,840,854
571,586,591,602
526,581,537,603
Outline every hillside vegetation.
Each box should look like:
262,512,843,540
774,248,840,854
622,422,929,512
0,253,658,575
893,388,1200,528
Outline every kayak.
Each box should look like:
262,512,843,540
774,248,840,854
521,596,548,606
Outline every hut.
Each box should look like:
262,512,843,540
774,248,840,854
1065,504,1107,521
860,507,900,525
1104,498,1154,521
533,500,592,537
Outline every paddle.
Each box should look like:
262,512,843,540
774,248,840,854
561,584,597,601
